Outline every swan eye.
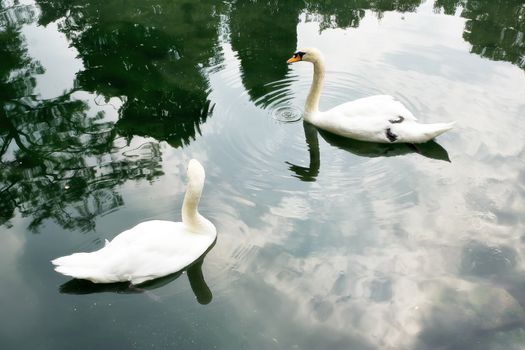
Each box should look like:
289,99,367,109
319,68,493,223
294,51,306,59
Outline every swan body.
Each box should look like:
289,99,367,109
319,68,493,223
52,159,216,284
287,48,454,143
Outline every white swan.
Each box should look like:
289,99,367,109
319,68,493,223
52,159,216,284
287,48,455,143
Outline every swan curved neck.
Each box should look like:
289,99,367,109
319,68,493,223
304,58,325,121
182,179,209,233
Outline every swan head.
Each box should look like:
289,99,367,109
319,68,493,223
187,159,205,189
287,47,324,64
183,159,216,235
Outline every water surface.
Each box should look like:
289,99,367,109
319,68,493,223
1,0,525,349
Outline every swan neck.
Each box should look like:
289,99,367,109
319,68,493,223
305,59,325,121
182,178,206,232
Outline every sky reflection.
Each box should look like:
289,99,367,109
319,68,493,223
1,0,525,349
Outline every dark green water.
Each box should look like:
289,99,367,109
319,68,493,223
1,0,525,349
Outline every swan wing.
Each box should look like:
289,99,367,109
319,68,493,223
315,107,454,143
327,95,417,121
315,113,397,142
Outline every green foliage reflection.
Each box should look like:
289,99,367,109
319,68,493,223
2,0,523,231
0,1,164,231
304,0,423,30
435,0,525,70
37,0,224,147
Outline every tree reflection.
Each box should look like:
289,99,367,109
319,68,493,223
0,2,163,231
37,0,224,148
434,0,463,15
228,0,302,106
229,0,524,112
228,0,425,105
1,0,229,231
303,0,423,30
434,0,525,71
3,0,523,232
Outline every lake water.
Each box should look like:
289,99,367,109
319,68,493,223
1,0,525,349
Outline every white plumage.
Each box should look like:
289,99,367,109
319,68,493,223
52,159,216,284
287,47,455,143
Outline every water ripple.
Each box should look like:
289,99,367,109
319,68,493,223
270,105,303,123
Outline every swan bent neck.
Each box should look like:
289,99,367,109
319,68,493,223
182,160,214,234
304,58,325,122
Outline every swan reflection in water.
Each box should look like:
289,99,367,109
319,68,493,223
58,253,213,305
287,122,451,182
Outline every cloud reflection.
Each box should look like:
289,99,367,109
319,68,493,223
2,0,525,349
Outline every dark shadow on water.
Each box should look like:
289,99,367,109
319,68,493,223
319,128,451,162
58,244,215,305
286,122,320,182
287,122,451,181
59,271,181,295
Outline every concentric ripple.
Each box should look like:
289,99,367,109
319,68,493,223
269,104,303,123
200,60,441,303
211,66,412,191
250,76,304,123
211,56,437,193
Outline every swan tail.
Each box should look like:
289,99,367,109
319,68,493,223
52,252,110,282
401,121,455,143
425,121,455,140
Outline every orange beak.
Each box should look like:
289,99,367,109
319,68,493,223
287,55,301,64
